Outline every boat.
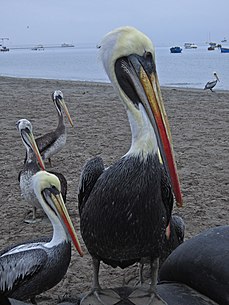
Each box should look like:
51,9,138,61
221,38,227,43
170,46,182,53
61,43,74,47
0,46,9,52
184,43,197,49
32,44,44,51
220,47,229,53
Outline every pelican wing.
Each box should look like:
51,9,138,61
78,156,105,214
204,80,217,90
35,131,58,154
23,131,58,164
160,165,174,224
0,249,47,293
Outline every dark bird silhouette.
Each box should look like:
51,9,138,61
204,72,220,91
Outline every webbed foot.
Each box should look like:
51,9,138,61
128,284,167,305
80,288,120,305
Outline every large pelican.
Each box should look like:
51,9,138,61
17,119,67,223
78,27,182,304
0,171,83,303
204,72,220,91
35,90,74,165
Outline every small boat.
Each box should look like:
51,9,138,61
207,42,222,51
0,46,9,52
32,44,44,51
221,47,229,53
61,43,74,47
170,46,182,53
184,43,197,49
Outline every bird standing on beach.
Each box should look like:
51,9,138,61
17,119,67,223
0,171,83,303
204,72,220,91
35,90,74,166
78,26,182,304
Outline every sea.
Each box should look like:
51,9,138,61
0,44,229,90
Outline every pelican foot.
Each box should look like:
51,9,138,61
24,218,42,224
128,285,167,305
24,211,42,224
80,288,120,305
23,208,43,224
24,216,42,224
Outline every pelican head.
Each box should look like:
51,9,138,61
16,119,45,170
32,170,83,256
52,90,74,127
99,26,182,206
213,72,220,82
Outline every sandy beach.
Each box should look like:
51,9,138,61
0,76,228,304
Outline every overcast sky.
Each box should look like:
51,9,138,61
1,0,228,47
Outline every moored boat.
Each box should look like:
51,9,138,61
0,46,9,52
184,42,197,49
32,44,44,51
170,46,182,53
221,47,229,53
61,43,74,47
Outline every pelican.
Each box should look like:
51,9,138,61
204,72,220,91
0,171,83,303
78,27,182,304
17,119,67,223
35,90,74,166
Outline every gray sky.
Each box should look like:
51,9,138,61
1,0,228,47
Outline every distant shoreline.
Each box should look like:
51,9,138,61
1,75,228,93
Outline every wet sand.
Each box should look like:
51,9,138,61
0,76,228,304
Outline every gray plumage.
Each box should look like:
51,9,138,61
17,119,67,221
35,90,73,163
0,240,71,301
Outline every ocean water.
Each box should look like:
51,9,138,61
0,45,229,90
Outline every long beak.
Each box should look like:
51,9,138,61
51,191,84,256
60,99,74,127
126,54,183,207
27,131,45,170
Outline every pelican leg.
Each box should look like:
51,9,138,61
24,207,42,224
30,296,37,304
150,257,159,289
128,258,167,305
80,258,120,305
92,257,101,290
139,262,144,285
48,158,52,167
148,258,167,305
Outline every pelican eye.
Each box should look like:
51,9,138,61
49,185,60,196
141,51,156,77
24,127,31,134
